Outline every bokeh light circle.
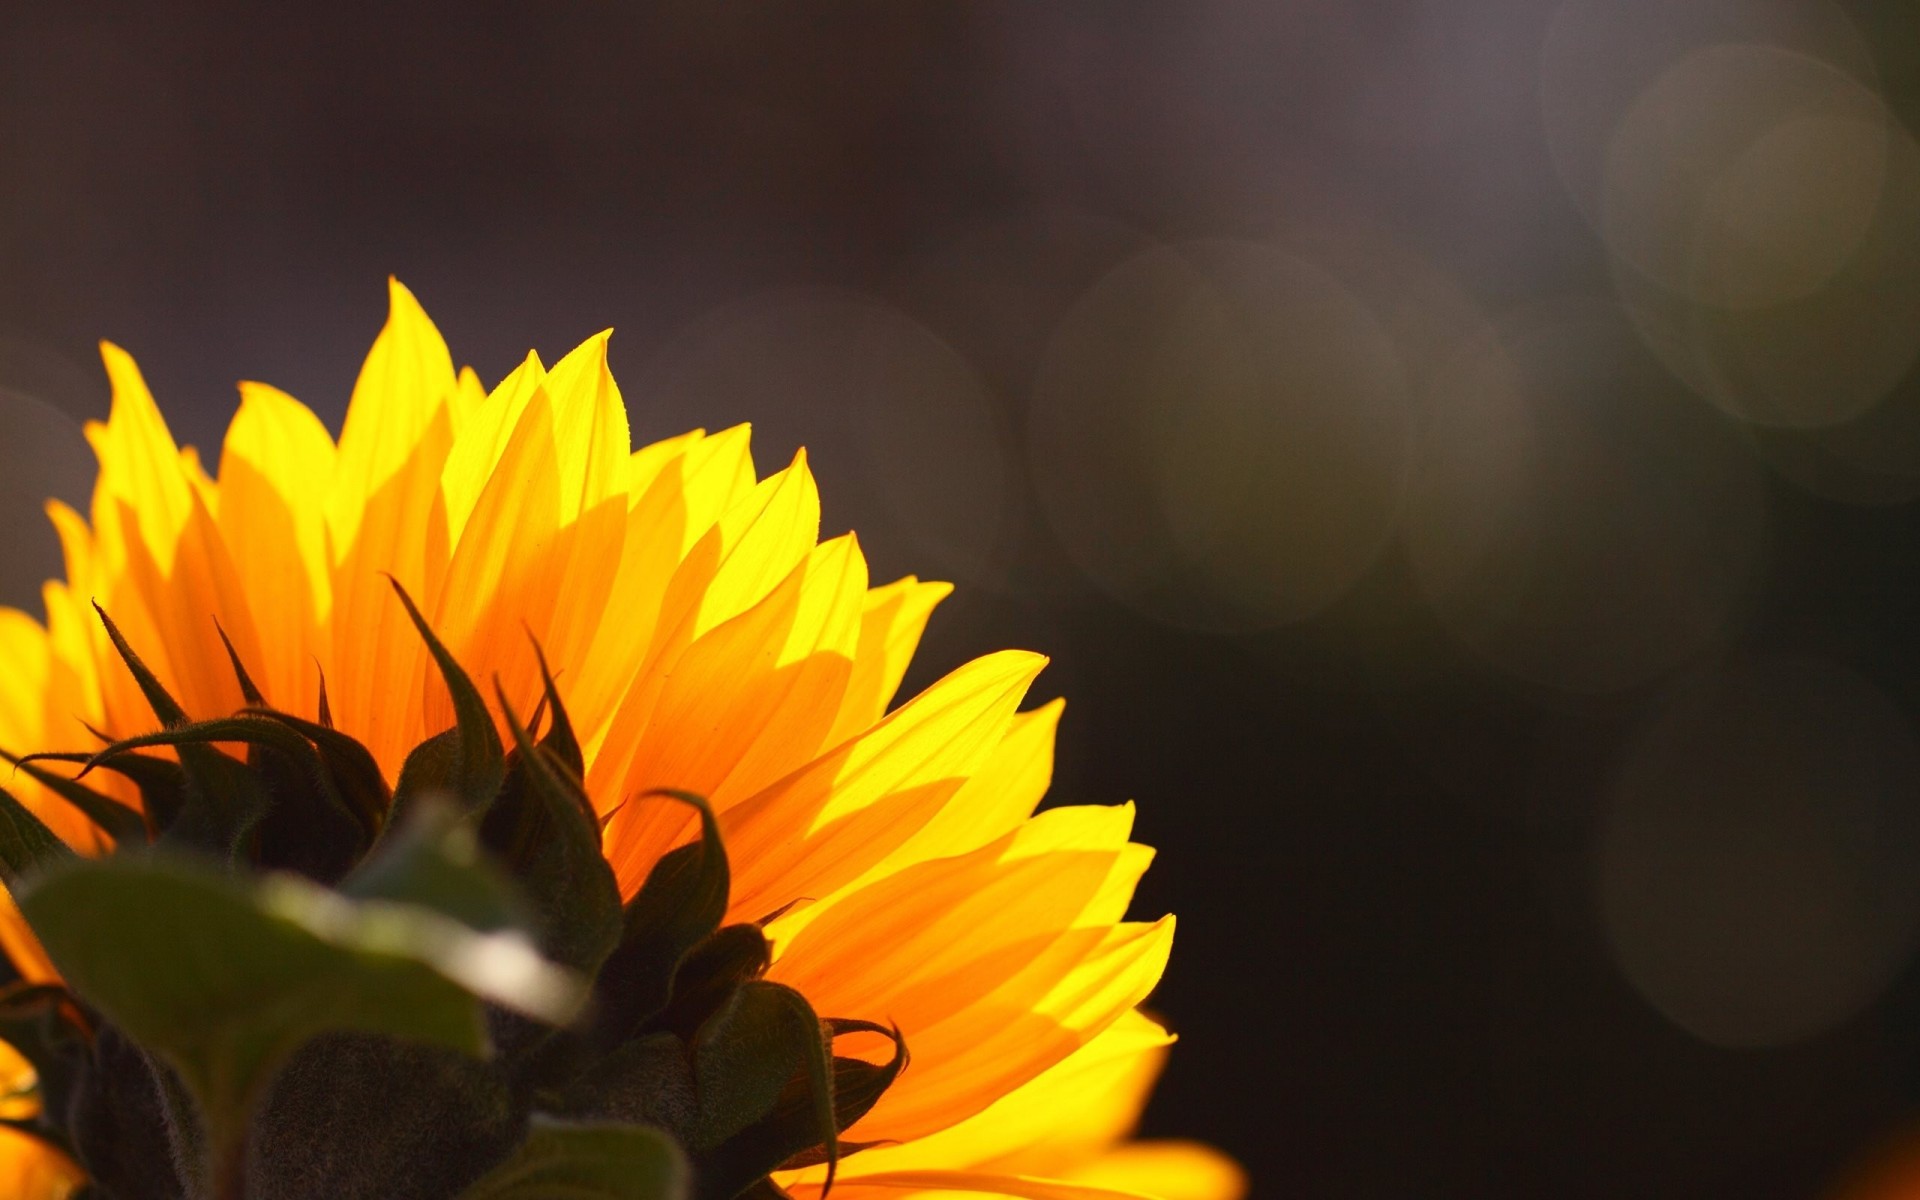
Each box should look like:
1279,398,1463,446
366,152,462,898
1598,655,1920,1048
1540,0,1876,231
1613,108,1920,432
1402,300,1766,693
1029,240,1412,633
1600,44,1892,312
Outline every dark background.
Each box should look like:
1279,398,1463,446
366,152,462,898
7,3,1920,1196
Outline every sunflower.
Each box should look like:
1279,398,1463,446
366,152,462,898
0,280,1244,1200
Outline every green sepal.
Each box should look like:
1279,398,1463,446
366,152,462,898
1,750,147,844
387,579,505,818
529,639,585,780
21,749,188,834
241,708,392,842
81,716,368,880
544,1030,696,1135
0,784,74,885
91,602,188,727
774,1019,909,1170
483,682,621,977
688,981,827,1156
18,854,585,1191
214,620,266,707
93,604,267,858
690,982,842,1200
457,1117,689,1200
594,791,729,1044
652,925,771,1041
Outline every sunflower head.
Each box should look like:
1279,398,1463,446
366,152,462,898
0,281,1243,1200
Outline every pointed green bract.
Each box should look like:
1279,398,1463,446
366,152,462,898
596,791,730,1041
92,602,189,727
488,683,622,976
458,1118,688,1200
214,620,266,707
2,750,148,844
0,785,74,885
91,605,270,857
387,578,505,816
689,981,824,1155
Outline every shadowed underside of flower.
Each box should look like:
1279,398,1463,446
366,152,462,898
0,280,1244,1200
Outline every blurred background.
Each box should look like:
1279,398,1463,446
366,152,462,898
7,2,1920,1195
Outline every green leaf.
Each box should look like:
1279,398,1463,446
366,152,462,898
343,803,527,934
0,785,74,885
1,750,148,844
483,685,622,976
458,1118,688,1200
388,578,505,816
17,855,586,1185
595,791,730,1043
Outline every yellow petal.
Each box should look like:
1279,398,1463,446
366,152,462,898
587,450,819,801
826,577,952,747
327,278,455,554
719,649,1045,921
87,342,191,573
573,426,757,762
0,1126,82,1199
769,804,1165,1142
814,1010,1172,1181
627,428,705,497
858,698,1065,882
441,350,545,546
1061,1145,1247,1200
542,330,630,521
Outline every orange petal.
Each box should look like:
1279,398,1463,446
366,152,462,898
326,405,455,772
0,889,58,986
587,451,818,799
786,1172,1156,1200
600,535,868,895
0,1126,82,1199
0,1036,40,1120
217,383,336,712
